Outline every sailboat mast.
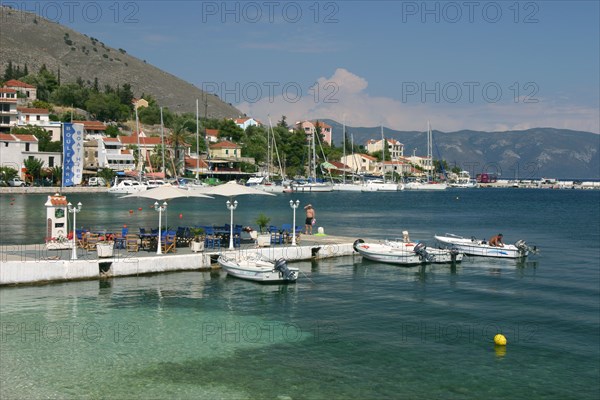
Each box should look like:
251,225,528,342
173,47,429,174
160,107,165,177
195,99,199,179
342,116,346,183
381,125,385,183
427,121,432,182
135,106,142,182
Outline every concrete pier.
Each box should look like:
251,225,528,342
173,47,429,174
0,235,357,286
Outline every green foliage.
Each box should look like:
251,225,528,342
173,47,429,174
32,100,53,111
0,166,18,183
49,166,62,185
138,104,174,126
23,158,45,181
97,168,116,183
85,92,129,121
105,125,120,137
433,159,449,174
3,61,29,81
50,83,89,108
21,64,58,101
255,213,271,233
11,125,55,151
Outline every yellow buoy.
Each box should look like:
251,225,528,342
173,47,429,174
494,333,507,346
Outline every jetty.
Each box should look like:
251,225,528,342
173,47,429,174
0,235,357,286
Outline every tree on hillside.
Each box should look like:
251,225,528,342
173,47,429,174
50,83,90,108
277,115,288,129
85,92,129,121
11,125,57,152
21,64,59,101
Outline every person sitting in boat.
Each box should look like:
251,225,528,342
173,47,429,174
489,233,504,247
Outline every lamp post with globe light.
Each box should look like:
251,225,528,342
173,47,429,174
67,202,82,260
226,200,238,249
154,201,167,254
289,200,299,246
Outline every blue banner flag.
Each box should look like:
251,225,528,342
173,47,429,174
62,123,84,186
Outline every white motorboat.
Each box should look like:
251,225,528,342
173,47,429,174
217,253,299,283
108,179,147,194
291,180,334,192
434,234,537,258
353,238,462,266
361,179,402,192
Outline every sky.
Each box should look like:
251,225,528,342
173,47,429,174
14,0,600,133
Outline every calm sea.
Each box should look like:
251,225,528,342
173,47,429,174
1,189,599,399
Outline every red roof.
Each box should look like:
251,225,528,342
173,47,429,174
359,153,377,161
0,88,17,93
206,129,219,137
5,79,35,89
0,133,16,141
101,137,120,143
210,140,240,149
120,135,162,146
185,157,209,168
12,134,39,142
17,107,49,114
311,121,332,129
72,120,107,131
49,195,68,206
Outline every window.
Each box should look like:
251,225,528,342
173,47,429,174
25,143,30,151
36,115,41,121
49,157,54,167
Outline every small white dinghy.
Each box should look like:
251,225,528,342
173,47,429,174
353,238,462,266
434,234,538,259
217,253,298,283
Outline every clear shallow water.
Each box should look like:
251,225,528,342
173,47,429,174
1,189,599,399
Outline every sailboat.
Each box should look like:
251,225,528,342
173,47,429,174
404,122,447,191
334,118,363,192
247,117,289,193
292,123,333,192
362,126,400,192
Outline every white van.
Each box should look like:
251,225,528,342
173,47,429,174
88,177,107,186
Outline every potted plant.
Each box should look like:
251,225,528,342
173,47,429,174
255,214,271,247
190,227,205,252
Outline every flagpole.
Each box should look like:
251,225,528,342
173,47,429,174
160,107,165,178
135,106,141,182
196,99,199,180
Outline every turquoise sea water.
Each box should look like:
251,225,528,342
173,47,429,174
1,189,599,399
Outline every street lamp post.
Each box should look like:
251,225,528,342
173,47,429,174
226,200,238,250
154,201,168,255
289,200,300,246
67,202,82,260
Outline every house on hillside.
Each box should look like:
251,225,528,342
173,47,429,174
71,120,107,139
3,79,37,105
341,153,378,174
205,128,220,143
97,137,136,172
294,120,333,145
209,140,241,159
16,107,62,141
234,117,261,130
132,98,149,110
366,138,404,160
0,88,18,132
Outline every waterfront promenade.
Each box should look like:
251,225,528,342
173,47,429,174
0,234,357,286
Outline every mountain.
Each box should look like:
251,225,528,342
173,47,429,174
322,120,600,180
0,6,241,118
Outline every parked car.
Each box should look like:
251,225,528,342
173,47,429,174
8,177,26,187
88,177,107,186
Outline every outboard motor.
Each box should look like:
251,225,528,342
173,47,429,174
275,258,296,281
413,242,435,262
353,239,365,252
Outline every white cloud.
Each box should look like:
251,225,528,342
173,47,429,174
237,68,600,134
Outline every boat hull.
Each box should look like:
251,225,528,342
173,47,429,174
353,240,462,265
434,235,528,258
291,183,334,192
218,255,298,283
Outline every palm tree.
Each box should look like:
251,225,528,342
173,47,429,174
23,158,44,184
168,120,191,177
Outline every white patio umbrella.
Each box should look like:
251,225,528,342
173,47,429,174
197,181,275,249
122,185,213,254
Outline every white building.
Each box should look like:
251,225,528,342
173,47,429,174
0,133,61,177
234,117,261,130
3,79,37,105
341,153,378,174
366,138,404,160
16,107,62,141
97,137,136,171
0,88,18,131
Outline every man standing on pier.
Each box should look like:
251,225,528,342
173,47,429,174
304,204,316,235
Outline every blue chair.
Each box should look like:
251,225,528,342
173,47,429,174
204,227,221,249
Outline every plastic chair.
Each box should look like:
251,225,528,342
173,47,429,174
126,234,139,252
162,234,177,253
